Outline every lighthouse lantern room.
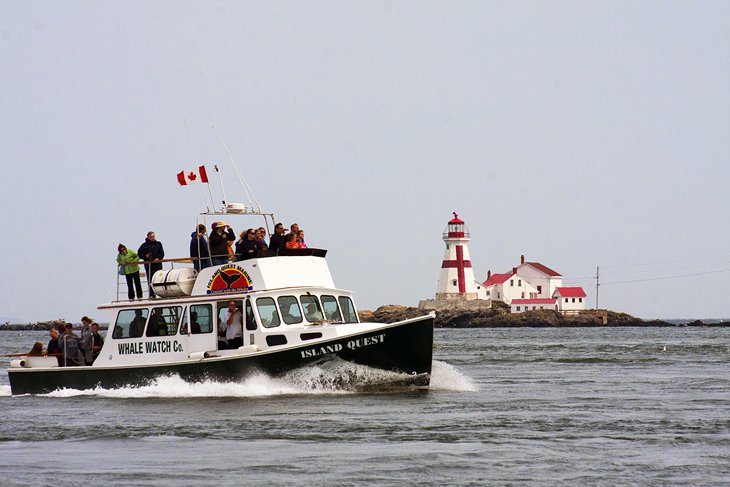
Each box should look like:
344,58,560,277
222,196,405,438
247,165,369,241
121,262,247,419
435,212,479,301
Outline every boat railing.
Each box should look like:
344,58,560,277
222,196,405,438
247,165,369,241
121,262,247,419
115,248,328,301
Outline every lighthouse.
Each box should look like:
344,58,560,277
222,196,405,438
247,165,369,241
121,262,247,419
435,212,479,301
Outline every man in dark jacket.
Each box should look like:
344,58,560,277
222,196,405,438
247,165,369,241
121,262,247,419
190,224,212,270
138,231,164,298
209,221,235,265
268,222,287,253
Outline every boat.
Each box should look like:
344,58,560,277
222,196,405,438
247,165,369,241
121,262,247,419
7,208,434,395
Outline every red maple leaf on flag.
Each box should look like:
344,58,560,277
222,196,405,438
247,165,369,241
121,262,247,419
187,171,197,181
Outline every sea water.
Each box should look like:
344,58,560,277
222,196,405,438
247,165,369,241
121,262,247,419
0,327,728,486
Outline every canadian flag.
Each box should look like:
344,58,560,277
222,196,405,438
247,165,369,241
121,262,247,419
177,165,209,186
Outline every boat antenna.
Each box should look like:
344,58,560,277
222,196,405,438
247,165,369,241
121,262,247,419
212,125,263,212
214,164,228,210
183,117,211,212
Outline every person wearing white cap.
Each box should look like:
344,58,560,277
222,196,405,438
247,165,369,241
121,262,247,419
209,220,235,265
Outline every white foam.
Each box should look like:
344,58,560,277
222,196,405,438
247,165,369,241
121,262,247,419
0,385,11,397
430,360,477,392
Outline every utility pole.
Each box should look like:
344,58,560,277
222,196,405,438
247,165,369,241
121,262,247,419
595,266,600,310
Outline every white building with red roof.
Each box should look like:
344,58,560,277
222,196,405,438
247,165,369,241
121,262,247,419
553,287,587,314
510,298,557,313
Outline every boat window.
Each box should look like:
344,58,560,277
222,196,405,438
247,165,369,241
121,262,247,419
256,297,281,328
181,304,213,334
338,297,358,323
217,300,243,335
146,306,183,337
321,295,342,322
245,300,257,331
113,308,149,339
300,295,324,322
277,295,303,325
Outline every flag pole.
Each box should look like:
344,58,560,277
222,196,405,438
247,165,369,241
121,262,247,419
214,164,228,211
183,118,210,211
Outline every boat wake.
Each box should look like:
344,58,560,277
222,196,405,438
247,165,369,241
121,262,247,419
0,360,474,398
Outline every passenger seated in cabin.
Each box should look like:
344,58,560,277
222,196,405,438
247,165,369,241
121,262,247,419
146,309,166,337
47,328,62,366
190,311,201,334
28,341,43,356
130,310,146,338
224,301,244,349
235,229,258,260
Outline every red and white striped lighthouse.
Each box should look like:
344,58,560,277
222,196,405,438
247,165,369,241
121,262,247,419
435,212,478,300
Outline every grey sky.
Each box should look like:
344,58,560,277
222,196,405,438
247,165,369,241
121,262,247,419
1,1,729,322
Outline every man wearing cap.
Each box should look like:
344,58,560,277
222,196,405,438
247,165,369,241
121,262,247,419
209,220,235,266
138,231,165,298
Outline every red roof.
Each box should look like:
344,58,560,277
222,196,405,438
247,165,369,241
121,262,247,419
554,287,586,298
524,262,561,277
448,212,464,225
482,272,512,287
511,298,556,305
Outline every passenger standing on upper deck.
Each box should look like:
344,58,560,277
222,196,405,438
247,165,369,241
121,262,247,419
117,244,143,300
209,221,235,266
297,230,308,249
235,229,258,260
268,223,286,253
224,301,244,349
190,224,212,271
138,231,165,298
256,227,269,251
285,232,301,249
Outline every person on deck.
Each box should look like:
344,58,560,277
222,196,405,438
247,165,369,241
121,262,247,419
47,328,62,365
235,228,259,260
59,323,83,366
209,221,235,266
268,223,286,253
79,316,94,365
138,231,165,298
190,224,212,271
256,227,269,251
297,230,308,249
117,244,143,301
285,232,300,249
90,322,104,364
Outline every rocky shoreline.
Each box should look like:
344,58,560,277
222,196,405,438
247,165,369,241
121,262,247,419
358,304,730,328
2,306,728,331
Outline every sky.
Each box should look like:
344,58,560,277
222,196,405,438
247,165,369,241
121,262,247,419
1,1,729,322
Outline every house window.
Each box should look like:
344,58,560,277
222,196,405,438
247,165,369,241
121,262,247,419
516,306,521,311
487,291,490,296
521,292,525,298
565,298,568,303
572,298,575,303
510,280,514,287
452,279,457,287
537,285,542,294
518,279,522,286
497,292,501,299
579,298,583,303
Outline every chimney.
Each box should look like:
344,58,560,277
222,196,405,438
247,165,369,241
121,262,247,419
512,267,517,275
520,254,525,264
487,270,491,279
